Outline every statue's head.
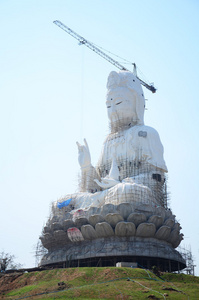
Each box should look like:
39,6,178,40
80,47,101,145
106,71,145,131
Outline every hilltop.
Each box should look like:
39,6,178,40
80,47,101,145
0,267,198,299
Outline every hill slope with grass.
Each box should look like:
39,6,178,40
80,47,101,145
0,267,198,299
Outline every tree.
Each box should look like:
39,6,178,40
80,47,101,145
0,251,22,272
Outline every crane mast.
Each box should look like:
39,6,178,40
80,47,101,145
53,20,156,93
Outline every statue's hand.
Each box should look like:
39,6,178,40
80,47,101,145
94,177,119,189
76,138,91,169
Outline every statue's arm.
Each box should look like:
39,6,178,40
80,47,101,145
146,127,168,172
76,139,101,192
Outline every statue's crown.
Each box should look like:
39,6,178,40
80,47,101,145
107,71,140,92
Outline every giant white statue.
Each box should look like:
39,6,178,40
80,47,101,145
58,71,167,211
40,71,184,270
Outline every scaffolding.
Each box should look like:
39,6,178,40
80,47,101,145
38,100,181,271
34,239,48,267
178,245,196,275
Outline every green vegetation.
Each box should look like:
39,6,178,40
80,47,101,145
0,267,198,299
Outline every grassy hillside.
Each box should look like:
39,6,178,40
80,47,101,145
0,267,198,299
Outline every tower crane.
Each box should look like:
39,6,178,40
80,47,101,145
53,20,156,93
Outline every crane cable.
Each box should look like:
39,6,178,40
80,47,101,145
82,41,153,85
89,42,134,66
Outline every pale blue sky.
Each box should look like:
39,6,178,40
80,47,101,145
0,0,199,275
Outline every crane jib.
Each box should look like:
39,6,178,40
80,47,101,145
53,20,156,93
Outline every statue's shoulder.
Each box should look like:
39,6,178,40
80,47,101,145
128,125,159,137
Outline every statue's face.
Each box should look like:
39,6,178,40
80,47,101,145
106,87,137,125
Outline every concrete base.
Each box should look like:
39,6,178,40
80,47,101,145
40,236,186,272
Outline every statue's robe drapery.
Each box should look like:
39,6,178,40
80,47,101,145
61,124,167,211
97,125,167,178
